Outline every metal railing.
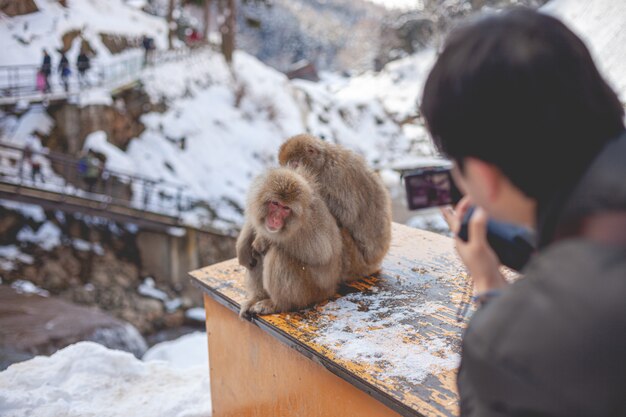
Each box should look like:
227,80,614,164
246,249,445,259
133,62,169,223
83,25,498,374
0,142,199,218
0,45,211,101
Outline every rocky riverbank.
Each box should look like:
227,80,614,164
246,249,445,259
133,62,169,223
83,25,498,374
0,201,235,340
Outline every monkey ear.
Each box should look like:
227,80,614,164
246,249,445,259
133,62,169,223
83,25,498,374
306,145,319,156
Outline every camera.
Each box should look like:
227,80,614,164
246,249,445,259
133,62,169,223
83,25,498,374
404,165,462,210
403,165,535,271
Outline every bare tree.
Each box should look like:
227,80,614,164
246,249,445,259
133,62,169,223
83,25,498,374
218,0,236,63
203,0,212,42
167,0,177,49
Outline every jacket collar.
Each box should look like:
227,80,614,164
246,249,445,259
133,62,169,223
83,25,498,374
536,129,626,248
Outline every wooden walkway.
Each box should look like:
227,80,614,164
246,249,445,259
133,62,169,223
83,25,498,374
191,223,471,417
0,180,183,232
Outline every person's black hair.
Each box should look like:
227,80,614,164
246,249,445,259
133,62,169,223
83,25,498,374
421,8,624,201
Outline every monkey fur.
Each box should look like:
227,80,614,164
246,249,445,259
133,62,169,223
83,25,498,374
237,167,343,316
278,134,392,279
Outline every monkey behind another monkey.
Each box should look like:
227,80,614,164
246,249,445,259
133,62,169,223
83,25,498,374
237,167,343,316
278,134,392,279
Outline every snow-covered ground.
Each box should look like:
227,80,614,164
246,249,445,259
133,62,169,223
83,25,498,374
0,341,211,417
543,0,626,102
0,0,167,67
143,331,209,370
4,0,623,233
1,0,439,231
365,0,424,11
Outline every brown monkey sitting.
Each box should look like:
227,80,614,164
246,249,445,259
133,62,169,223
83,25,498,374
237,167,343,316
278,134,392,279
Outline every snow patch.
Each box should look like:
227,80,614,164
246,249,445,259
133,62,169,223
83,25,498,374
366,0,425,11
0,246,35,268
313,291,460,384
138,277,168,301
406,209,451,236
84,130,135,175
77,87,114,107
0,199,46,222
10,279,49,297
185,307,206,323
543,0,626,101
143,332,208,370
71,238,104,255
0,342,211,417
0,0,167,66
17,221,62,251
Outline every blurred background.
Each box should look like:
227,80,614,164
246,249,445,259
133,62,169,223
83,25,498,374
0,0,624,372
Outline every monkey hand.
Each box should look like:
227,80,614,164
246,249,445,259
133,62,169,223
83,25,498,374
237,242,259,269
252,236,270,255
247,298,278,316
239,299,255,319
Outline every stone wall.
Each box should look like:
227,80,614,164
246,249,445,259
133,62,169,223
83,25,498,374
46,94,148,156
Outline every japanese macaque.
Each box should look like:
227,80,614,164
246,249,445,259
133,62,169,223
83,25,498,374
237,167,343,316
278,134,392,279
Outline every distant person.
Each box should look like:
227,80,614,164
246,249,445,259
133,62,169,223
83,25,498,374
30,156,44,184
79,150,102,193
36,70,46,93
41,49,51,92
58,51,71,92
186,28,201,47
21,143,33,180
76,51,91,88
21,141,44,184
142,35,154,66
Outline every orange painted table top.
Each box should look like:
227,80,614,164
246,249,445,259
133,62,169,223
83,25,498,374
190,223,471,417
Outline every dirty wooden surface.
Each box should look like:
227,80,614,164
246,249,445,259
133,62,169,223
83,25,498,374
190,223,471,417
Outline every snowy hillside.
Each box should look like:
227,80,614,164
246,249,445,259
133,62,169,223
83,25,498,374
103,46,436,230
0,2,438,231
121,45,442,229
542,0,626,101
366,0,424,11
2,0,625,232
111,49,306,229
0,0,167,66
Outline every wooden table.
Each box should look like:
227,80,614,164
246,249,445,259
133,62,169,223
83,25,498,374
189,223,471,417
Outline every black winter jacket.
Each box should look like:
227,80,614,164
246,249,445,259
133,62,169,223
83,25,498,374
458,131,626,417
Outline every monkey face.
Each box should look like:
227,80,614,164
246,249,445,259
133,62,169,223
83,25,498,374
265,200,291,233
249,167,312,241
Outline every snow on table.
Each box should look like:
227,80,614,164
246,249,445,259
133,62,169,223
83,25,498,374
190,223,470,417
0,342,211,417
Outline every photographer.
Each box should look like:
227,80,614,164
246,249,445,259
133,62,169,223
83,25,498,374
421,8,626,416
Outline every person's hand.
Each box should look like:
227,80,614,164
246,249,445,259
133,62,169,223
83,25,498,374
441,197,507,294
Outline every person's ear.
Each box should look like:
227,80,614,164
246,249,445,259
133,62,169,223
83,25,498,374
464,157,503,202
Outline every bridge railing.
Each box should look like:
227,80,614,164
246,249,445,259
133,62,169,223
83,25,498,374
0,45,211,100
0,142,199,218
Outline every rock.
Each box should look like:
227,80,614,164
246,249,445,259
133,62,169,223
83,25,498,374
162,310,185,328
0,0,38,17
38,260,69,291
69,285,97,305
21,265,38,283
0,211,20,242
0,286,147,371
134,296,164,317
96,285,128,310
0,203,235,338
